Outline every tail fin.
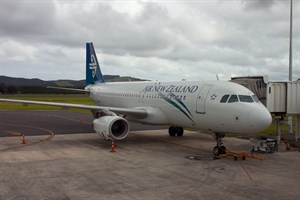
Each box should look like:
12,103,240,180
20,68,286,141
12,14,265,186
86,42,105,84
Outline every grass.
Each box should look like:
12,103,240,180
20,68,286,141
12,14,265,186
257,115,297,135
0,94,95,114
226,116,297,138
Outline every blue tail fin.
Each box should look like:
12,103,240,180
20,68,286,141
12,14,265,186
86,42,105,84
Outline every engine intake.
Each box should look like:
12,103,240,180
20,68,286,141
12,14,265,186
93,116,130,140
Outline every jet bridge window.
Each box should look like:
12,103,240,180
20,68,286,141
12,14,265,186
228,95,239,103
238,95,254,103
220,94,230,103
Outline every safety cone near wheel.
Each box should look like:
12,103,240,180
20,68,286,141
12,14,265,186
111,141,115,152
80,117,83,125
21,134,26,144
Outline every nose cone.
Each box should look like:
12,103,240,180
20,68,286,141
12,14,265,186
248,106,272,133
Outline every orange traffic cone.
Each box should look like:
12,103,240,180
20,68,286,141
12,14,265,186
80,117,83,125
111,141,115,152
21,134,26,144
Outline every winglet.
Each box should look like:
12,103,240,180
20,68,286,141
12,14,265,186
86,42,106,84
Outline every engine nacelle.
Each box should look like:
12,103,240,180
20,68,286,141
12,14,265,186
93,116,130,140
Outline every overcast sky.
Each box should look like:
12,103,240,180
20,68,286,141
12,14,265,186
1,0,299,82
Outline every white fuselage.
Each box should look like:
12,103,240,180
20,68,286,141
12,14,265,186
87,80,272,134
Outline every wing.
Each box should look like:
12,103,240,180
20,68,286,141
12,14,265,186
0,98,148,118
46,86,88,93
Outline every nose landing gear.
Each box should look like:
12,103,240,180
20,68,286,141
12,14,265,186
213,133,226,156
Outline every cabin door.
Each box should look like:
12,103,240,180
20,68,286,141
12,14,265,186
196,85,212,114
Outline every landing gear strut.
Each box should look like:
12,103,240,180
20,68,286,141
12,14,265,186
213,133,226,156
169,126,184,137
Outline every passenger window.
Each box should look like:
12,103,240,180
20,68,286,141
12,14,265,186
228,95,239,103
239,95,254,103
252,95,260,103
220,95,230,103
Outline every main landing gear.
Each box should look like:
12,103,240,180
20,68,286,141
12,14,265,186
213,133,226,156
169,126,184,137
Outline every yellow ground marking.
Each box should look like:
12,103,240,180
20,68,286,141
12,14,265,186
0,122,55,151
33,113,91,125
1,111,91,151
5,130,22,136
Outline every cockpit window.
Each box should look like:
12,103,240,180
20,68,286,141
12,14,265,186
220,94,230,103
252,95,260,103
239,95,254,103
228,95,239,103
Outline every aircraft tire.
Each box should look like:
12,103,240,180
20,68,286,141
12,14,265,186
213,146,219,156
169,126,176,136
213,145,226,156
219,146,226,154
176,127,184,136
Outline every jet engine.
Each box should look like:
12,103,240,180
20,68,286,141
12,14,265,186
93,116,130,140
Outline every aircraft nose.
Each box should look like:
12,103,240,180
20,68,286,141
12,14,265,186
248,106,272,132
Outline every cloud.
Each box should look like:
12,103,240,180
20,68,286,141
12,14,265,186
242,0,275,10
1,1,56,39
1,40,37,62
0,0,299,81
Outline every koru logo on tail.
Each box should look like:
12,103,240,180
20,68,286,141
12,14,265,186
89,54,97,78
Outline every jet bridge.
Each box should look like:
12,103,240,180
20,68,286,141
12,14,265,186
231,76,268,106
232,77,300,145
267,81,300,142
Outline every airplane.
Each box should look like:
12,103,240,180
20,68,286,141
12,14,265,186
0,42,272,156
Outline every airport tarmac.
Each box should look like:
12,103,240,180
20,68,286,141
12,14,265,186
1,111,300,200
0,110,166,137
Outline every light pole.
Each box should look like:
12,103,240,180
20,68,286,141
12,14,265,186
288,0,293,134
